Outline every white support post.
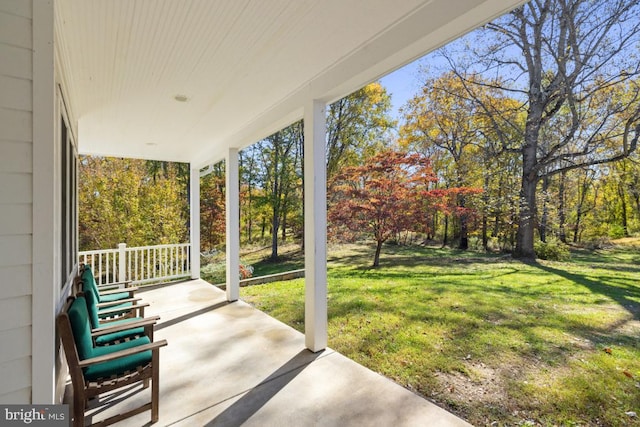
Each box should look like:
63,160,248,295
32,0,55,403
190,167,201,279
118,243,126,282
304,99,328,352
226,148,240,302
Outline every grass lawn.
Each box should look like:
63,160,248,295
241,240,640,426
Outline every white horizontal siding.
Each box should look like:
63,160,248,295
0,108,32,142
0,326,31,364
0,75,32,111
0,358,31,399
0,44,31,80
0,235,31,267
0,0,33,405
0,387,30,404
0,295,31,332
0,11,31,49
0,140,32,173
0,172,32,203
0,0,32,19
0,265,31,299
0,204,32,235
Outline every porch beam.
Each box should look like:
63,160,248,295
190,167,201,279
226,148,240,302
304,99,328,352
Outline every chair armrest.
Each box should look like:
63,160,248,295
78,340,168,368
97,279,133,288
99,286,139,296
96,297,143,308
97,302,150,317
91,316,160,337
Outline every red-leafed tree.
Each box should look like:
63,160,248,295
329,150,471,267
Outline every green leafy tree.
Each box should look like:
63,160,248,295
441,0,640,258
326,82,395,181
79,156,188,250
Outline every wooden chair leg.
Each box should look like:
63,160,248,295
73,388,85,427
151,350,160,423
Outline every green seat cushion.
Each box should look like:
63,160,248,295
83,336,152,381
99,291,131,303
97,301,134,319
95,326,146,346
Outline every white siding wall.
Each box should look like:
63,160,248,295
0,0,34,403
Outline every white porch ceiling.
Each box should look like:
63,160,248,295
55,0,526,168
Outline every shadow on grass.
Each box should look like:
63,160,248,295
532,262,640,321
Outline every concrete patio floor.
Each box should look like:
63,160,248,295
79,279,472,426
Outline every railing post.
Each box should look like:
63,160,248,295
118,243,127,283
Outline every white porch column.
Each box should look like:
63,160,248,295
304,99,328,352
190,166,201,279
32,0,56,403
225,148,240,302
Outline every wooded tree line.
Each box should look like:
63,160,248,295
80,0,640,262
79,157,190,250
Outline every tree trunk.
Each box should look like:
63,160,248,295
442,215,449,248
514,128,539,259
558,171,567,243
482,174,489,251
373,239,383,267
538,176,549,243
515,173,538,258
618,183,629,237
458,195,468,250
271,210,279,261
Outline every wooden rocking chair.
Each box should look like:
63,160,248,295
57,295,167,426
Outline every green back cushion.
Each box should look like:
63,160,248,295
83,288,102,329
68,296,95,360
81,267,101,302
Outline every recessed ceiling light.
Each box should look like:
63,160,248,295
174,94,189,102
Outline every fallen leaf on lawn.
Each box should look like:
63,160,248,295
623,370,633,379
603,347,612,354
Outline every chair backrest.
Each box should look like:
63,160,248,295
67,295,96,360
81,266,101,302
82,288,102,330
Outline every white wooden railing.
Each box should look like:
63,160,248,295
79,243,191,286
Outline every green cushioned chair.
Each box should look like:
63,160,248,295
80,266,148,321
83,287,159,346
82,266,131,302
57,295,167,427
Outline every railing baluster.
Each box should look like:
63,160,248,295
79,243,191,285
98,253,103,286
112,251,117,284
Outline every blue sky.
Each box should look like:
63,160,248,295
378,59,424,121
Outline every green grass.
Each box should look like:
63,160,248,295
241,242,640,426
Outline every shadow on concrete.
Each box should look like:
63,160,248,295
204,349,325,426
155,300,230,331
